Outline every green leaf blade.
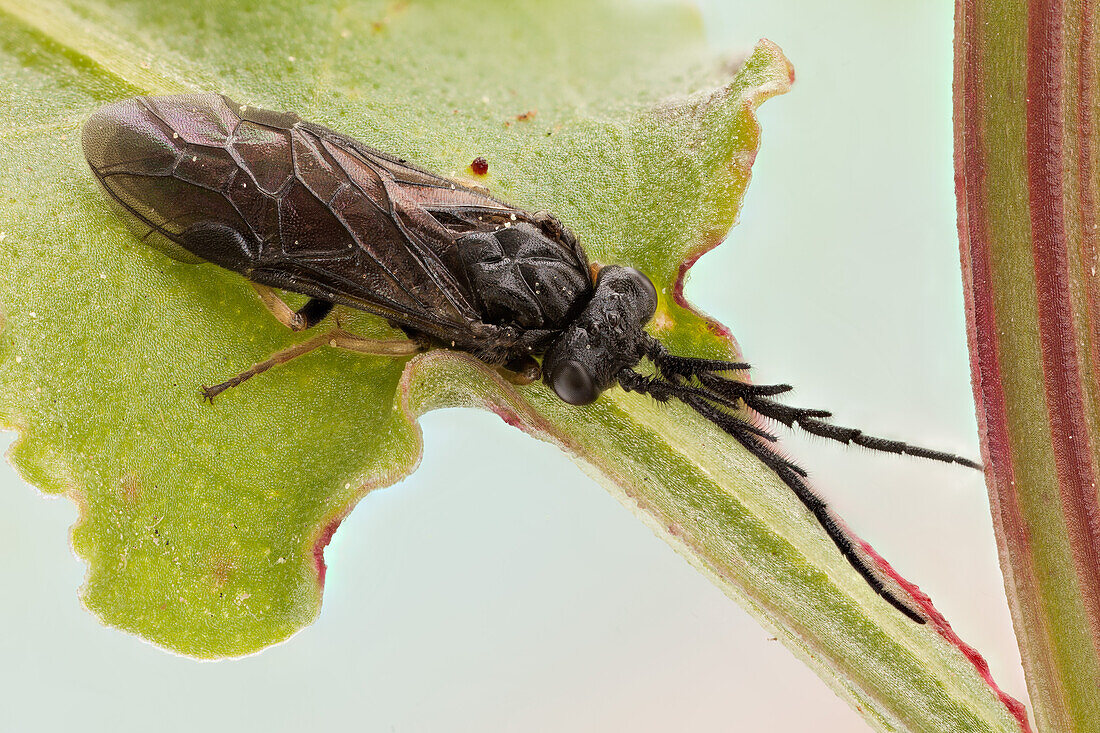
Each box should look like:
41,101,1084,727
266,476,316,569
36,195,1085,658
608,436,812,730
1,1,1027,730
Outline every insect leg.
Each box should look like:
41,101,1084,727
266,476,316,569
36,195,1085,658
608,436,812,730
201,330,333,402
250,283,334,331
296,298,336,328
498,355,541,385
201,328,427,402
327,328,430,355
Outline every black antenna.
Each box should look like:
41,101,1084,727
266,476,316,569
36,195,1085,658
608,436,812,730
617,336,982,623
638,336,981,470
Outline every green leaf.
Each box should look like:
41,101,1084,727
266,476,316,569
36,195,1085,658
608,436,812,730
1,0,1025,729
956,1,1100,731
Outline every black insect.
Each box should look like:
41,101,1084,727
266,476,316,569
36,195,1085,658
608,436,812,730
82,94,979,623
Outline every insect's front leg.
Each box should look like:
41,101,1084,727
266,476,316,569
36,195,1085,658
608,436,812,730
498,355,541,385
250,283,334,331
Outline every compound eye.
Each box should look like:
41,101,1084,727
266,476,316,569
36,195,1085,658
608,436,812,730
549,359,599,405
623,266,658,319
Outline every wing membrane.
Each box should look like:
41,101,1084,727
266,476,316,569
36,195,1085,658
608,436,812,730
84,93,585,350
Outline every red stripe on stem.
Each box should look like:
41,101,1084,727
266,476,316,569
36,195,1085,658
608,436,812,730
1026,0,1100,646
1076,2,1100,392
955,0,1034,647
867,542,1032,731
955,3,1038,728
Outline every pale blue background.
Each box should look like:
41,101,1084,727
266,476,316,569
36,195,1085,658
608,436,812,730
0,2,1027,731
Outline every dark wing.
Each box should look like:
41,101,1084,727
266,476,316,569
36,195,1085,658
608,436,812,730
239,101,521,344
246,103,595,349
289,117,593,343
82,93,586,350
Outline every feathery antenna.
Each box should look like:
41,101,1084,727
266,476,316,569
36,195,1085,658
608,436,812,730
639,335,981,471
618,336,981,623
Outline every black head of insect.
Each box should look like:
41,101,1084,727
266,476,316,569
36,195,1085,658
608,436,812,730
541,265,658,404
539,264,795,459
541,264,806,439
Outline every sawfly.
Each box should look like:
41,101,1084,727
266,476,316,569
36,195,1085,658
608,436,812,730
82,94,980,623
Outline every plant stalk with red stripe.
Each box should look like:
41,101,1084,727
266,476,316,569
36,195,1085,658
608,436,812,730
956,2,1100,730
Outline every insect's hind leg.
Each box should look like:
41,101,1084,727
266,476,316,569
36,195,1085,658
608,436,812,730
201,327,429,402
251,283,334,331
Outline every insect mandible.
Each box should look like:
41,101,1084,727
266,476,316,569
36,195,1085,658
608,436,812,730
82,94,980,623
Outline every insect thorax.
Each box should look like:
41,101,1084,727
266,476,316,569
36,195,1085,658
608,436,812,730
456,222,593,332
